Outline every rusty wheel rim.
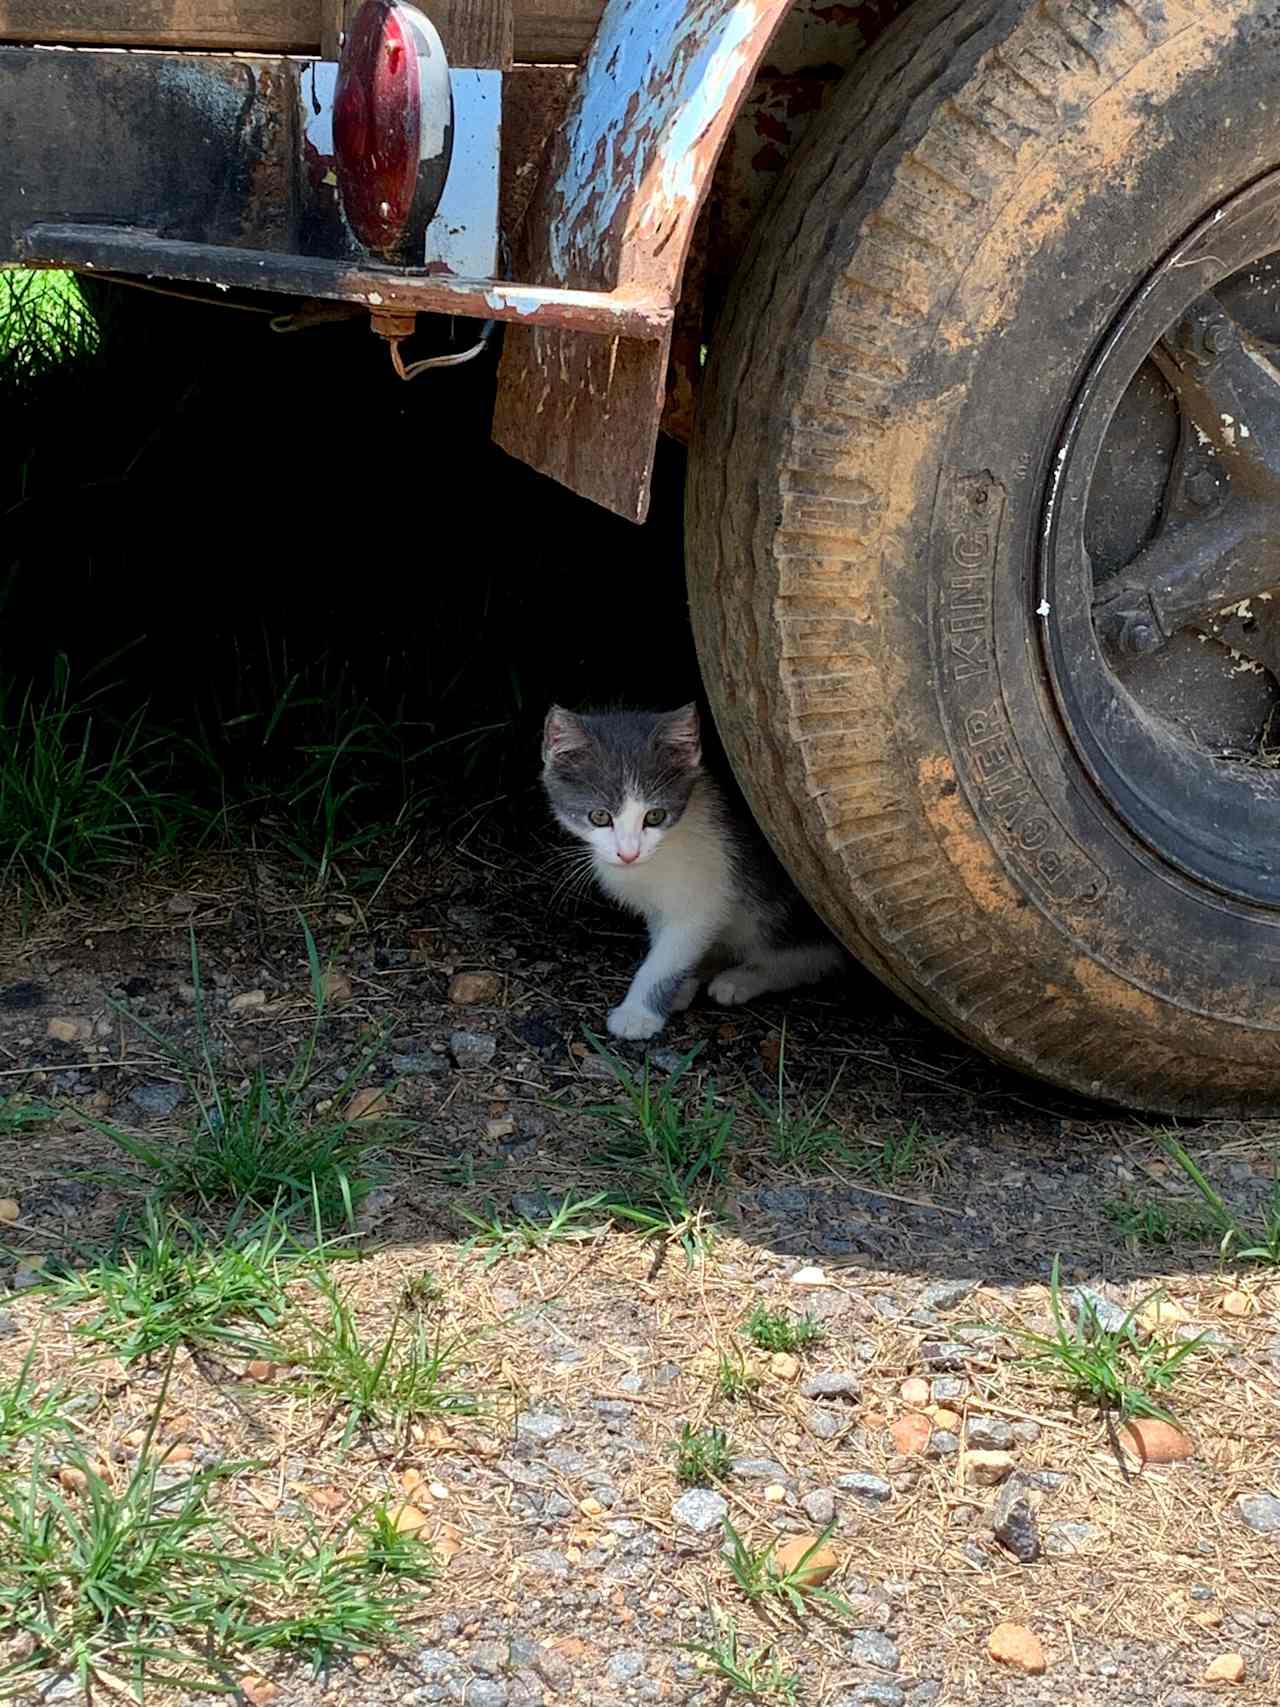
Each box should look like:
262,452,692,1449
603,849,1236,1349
1042,170,1280,907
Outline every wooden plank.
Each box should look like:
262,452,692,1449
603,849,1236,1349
0,1,322,53
513,0,597,62
0,0,599,59
438,0,513,69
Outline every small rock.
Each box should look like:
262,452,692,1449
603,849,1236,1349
899,1377,930,1407
800,1371,860,1401
523,1547,570,1577
448,971,501,1005
966,1417,1013,1451
767,1534,837,1591
930,1407,961,1431
534,1648,574,1693
391,1050,450,1076
1068,1286,1127,1334
487,1117,517,1141
450,1029,497,1068
790,1266,828,1287
128,1082,184,1119
770,1351,800,1381
0,1200,18,1223
1044,1521,1097,1558
847,1630,899,1671
732,1457,789,1482
855,1687,905,1707
11,1263,42,1291
808,1405,844,1440
320,970,352,1003
802,1488,836,1525
650,1048,686,1072
986,1622,1046,1674
228,989,267,1012
605,1653,645,1686
45,1017,84,1044
991,1483,1041,1563
464,1681,509,1707
922,1279,977,1310
1119,1418,1192,1465
1236,1492,1280,1534
516,1411,566,1444
1203,1653,1246,1684
1220,1290,1254,1318
244,1359,277,1381
966,1450,1016,1486
891,1414,931,1455
763,1483,787,1504
673,1488,727,1533
837,1472,892,1504
906,1686,941,1707
345,1087,390,1121
391,1502,430,1535
919,1341,969,1370
924,1429,958,1459
239,1680,278,1707
0,1312,18,1337
1011,1419,1042,1445
930,1376,966,1403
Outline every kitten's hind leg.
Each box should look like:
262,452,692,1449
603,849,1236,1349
708,942,843,1008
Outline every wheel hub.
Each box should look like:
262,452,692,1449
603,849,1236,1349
1042,171,1280,906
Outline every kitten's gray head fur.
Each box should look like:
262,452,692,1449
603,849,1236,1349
542,705,702,867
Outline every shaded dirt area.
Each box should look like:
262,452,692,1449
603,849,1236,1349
0,835,1278,1707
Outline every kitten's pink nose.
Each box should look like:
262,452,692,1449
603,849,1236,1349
617,848,640,864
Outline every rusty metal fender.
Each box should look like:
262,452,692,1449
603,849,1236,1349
492,0,796,523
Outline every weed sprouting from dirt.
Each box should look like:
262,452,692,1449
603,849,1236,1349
0,1346,71,1456
715,1350,761,1403
1014,1256,1205,1425
1158,1134,1280,1266
89,924,382,1227
674,1423,733,1486
457,1191,609,1265
743,1306,825,1355
747,1026,846,1168
582,1035,732,1255
0,658,182,899
720,1520,851,1619
683,1606,800,1702
294,1276,478,1449
1104,1194,1218,1250
52,1204,294,1364
851,1120,941,1185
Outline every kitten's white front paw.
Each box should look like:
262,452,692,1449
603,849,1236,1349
708,967,765,1007
607,1003,665,1040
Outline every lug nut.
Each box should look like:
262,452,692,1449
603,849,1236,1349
1185,469,1219,508
1204,320,1233,355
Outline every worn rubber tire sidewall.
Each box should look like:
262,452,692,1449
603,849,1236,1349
687,0,1280,1113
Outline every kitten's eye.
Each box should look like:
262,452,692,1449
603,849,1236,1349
643,809,668,828
588,809,612,827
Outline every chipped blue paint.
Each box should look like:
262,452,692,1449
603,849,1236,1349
546,0,769,283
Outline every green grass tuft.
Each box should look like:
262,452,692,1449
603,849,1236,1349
53,1204,294,1364
1014,1255,1204,1424
674,1424,733,1487
743,1306,825,1355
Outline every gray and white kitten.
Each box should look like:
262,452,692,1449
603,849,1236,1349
541,703,843,1040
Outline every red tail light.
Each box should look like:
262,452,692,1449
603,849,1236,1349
333,0,453,264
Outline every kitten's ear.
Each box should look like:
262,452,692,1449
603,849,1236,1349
655,703,701,768
543,705,589,763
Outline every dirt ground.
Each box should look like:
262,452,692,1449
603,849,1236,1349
0,831,1278,1707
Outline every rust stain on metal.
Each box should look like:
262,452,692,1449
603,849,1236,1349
494,0,795,520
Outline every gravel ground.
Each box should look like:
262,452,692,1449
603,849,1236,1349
0,837,1277,1707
